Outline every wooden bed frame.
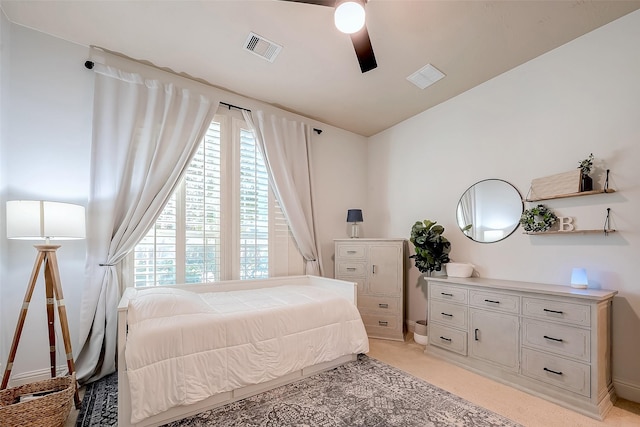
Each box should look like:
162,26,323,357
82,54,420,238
117,275,361,427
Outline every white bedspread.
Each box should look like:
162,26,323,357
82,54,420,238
125,284,369,424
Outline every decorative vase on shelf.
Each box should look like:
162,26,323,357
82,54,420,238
580,173,593,192
578,153,594,192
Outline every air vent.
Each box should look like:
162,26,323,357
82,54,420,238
243,32,282,63
407,64,445,89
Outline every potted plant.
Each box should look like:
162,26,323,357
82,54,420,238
409,219,450,345
578,153,594,192
409,219,451,275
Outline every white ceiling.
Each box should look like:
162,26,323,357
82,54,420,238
2,0,639,136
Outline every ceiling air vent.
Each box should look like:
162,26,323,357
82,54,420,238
243,32,282,63
407,64,445,89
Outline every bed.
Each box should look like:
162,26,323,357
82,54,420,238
117,275,370,427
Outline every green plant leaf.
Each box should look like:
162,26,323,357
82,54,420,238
431,224,445,235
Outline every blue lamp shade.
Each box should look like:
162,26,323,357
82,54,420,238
570,268,588,289
346,209,363,223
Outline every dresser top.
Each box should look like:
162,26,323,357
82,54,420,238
334,238,406,242
333,237,407,243
427,276,617,301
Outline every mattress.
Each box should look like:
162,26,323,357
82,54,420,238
124,284,369,423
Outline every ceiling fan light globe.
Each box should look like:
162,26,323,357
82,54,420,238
334,2,365,34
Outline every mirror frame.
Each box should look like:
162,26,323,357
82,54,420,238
456,179,523,244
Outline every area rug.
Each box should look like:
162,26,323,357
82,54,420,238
78,355,522,427
76,371,118,426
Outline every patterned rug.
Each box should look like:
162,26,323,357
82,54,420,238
78,355,521,427
76,371,118,426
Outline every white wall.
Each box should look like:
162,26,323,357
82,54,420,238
0,9,9,371
0,20,367,381
0,22,93,382
309,125,368,276
367,10,640,401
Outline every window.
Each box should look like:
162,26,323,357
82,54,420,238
132,112,302,287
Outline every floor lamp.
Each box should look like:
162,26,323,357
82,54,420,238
2,200,85,408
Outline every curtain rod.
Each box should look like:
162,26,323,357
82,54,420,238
84,60,322,135
217,102,322,135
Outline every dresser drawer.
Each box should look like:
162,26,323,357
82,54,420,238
522,319,590,362
429,324,467,355
336,262,366,277
522,297,590,327
469,290,519,314
429,300,468,329
361,313,400,330
521,348,590,397
430,283,468,304
358,295,400,314
336,244,366,259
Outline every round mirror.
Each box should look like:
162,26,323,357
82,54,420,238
456,179,523,243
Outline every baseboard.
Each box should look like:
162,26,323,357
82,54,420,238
8,365,69,387
613,377,640,403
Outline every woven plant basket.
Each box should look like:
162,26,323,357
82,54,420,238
0,373,75,427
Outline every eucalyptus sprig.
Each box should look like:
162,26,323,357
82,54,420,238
578,153,594,175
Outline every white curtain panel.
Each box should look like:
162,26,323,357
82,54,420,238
242,110,322,276
459,186,477,240
75,50,220,383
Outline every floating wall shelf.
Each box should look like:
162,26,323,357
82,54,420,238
524,229,616,235
525,189,616,203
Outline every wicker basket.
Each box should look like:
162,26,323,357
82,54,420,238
0,373,75,427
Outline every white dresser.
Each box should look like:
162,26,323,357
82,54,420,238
426,276,617,420
334,238,405,341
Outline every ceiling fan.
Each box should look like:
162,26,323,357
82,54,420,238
281,0,377,73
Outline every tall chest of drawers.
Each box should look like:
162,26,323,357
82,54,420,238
334,238,405,341
427,276,617,420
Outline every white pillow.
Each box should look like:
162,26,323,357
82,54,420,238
127,287,211,326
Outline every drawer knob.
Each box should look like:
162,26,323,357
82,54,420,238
441,312,453,317
543,367,563,376
439,336,452,342
484,299,500,304
346,250,357,254
346,267,356,271
378,320,388,327
441,292,453,297
543,308,564,315
378,303,389,309
543,335,564,343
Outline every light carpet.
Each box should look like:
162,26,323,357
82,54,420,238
78,355,521,426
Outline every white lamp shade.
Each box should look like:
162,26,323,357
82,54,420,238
570,267,588,289
334,1,365,34
6,200,86,240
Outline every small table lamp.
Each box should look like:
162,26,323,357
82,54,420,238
3,200,85,408
347,209,363,238
570,268,588,289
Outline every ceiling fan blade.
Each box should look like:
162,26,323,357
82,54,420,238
279,0,335,6
280,0,377,72
350,25,377,73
